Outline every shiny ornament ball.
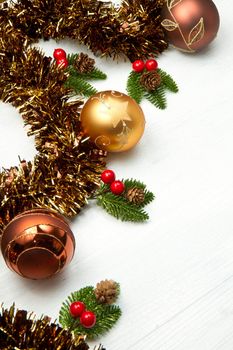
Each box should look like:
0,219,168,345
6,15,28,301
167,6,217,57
161,0,220,52
80,91,145,152
1,209,75,280
80,311,96,328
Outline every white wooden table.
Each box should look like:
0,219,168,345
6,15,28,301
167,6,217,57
1,0,233,348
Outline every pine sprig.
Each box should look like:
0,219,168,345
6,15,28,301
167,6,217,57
95,179,154,222
59,286,121,339
145,86,167,109
158,68,179,93
127,67,178,109
126,71,144,104
65,53,107,97
65,76,98,97
97,191,149,222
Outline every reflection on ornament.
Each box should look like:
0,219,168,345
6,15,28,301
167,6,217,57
1,209,75,280
161,0,220,52
80,91,145,152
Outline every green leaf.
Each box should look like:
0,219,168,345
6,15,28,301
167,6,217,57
59,286,121,339
145,86,167,109
126,71,144,104
158,68,179,93
97,191,149,222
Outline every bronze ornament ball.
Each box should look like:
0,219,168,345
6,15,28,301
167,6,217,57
1,209,75,280
80,91,145,152
161,0,220,52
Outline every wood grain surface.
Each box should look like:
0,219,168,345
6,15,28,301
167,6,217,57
0,1,232,348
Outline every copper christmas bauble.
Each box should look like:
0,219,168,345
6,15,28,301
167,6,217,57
80,90,145,152
1,209,75,279
161,0,220,52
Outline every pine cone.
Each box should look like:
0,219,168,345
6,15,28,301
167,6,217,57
74,53,95,73
126,187,145,205
140,71,161,91
95,280,119,305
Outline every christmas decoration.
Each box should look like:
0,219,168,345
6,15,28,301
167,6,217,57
1,209,75,279
70,301,86,318
140,71,162,91
132,60,145,72
110,181,125,195
101,170,116,184
80,91,145,152
0,0,168,61
80,311,97,329
0,304,105,350
74,53,95,74
59,280,121,339
95,280,120,305
127,67,178,109
126,187,145,205
96,179,154,222
57,57,69,68
53,48,67,60
65,53,107,97
145,59,159,71
161,0,220,52
0,48,107,234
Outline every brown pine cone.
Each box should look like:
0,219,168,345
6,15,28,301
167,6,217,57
94,280,119,305
74,53,95,73
126,187,145,205
140,71,161,91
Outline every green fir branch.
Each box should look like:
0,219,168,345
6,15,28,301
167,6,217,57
97,191,149,222
126,71,144,104
59,286,121,339
145,86,167,109
67,53,78,65
158,68,179,93
68,65,107,80
65,76,97,97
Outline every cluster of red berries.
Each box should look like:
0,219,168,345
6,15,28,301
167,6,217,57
69,301,96,328
53,48,69,68
101,169,125,195
132,59,158,73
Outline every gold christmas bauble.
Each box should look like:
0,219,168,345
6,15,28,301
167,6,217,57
161,0,220,53
80,91,145,152
1,209,75,280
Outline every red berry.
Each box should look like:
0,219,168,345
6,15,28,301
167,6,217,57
101,169,116,184
53,48,67,60
110,180,125,195
69,301,86,318
132,60,145,73
57,58,68,68
80,311,96,328
145,59,158,71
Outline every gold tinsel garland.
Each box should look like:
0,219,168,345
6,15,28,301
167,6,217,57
0,0,166,233
0,304,104,349
0,46,106,232
0,0,168,61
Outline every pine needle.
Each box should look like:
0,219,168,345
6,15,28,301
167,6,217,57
126,71,144,104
